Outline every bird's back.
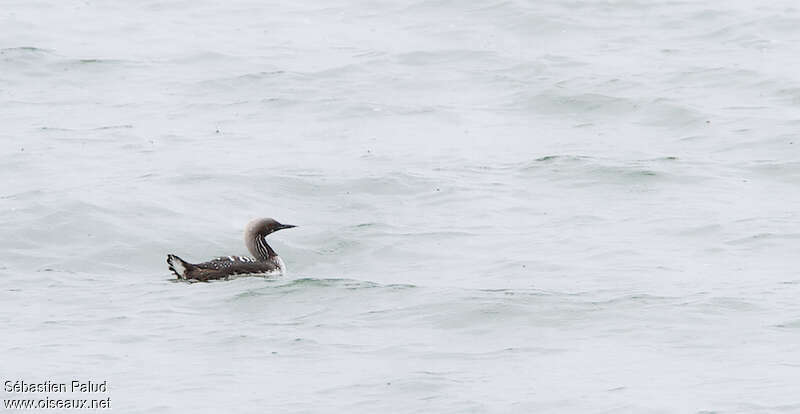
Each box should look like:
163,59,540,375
167,255,281,281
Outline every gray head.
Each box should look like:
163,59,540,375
245,218,296,261
246,218,296,238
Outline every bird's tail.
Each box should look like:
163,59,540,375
167,254,191,279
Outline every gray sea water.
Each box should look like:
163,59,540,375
2,0,800,412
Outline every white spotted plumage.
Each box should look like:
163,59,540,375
166,217,295,281
216,255,254,263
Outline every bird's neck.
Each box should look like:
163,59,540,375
247,234,277,261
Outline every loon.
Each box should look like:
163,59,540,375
167,218,296,281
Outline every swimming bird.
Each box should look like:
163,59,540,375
167,218,296,281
